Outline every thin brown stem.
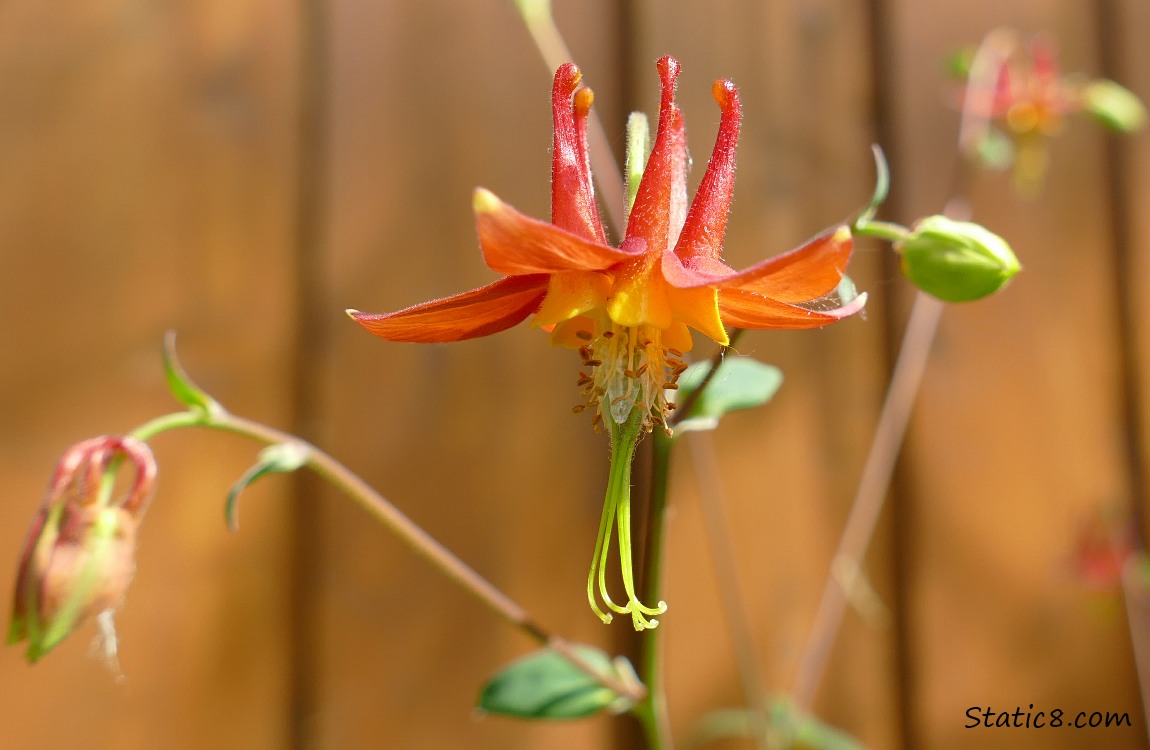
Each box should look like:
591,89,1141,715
791,292,944,710
133,410,644,703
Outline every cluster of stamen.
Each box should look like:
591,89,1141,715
570,323,688,435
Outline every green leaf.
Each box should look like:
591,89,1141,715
162,331,225,417
226,443,310,531
673,358,783,434
477,646,638,720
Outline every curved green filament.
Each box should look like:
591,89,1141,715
587,486,618,623
586,408,667,631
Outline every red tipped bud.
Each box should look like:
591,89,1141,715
9,436,156,662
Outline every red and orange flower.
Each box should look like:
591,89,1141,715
350,56,864,629
350,56,864,435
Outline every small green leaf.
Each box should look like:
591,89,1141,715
226,443,310,531
162,331,224,417
673,358,783,434
477,646,637,720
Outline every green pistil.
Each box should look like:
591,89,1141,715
585,408,668,630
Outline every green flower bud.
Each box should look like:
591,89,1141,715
896,216,1020,302
1081,79,1147,134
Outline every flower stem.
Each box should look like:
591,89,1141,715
126,408,644,704
851,220,911,244
632,431,675,750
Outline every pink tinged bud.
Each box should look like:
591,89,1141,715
8,436,156,662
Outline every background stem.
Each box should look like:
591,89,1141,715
790,292,944,710
687,433,770,750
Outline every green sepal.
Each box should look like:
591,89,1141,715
477,645,639,720
690,699,863,750
673,358,784,434
225,443,310,531
162,331,225,417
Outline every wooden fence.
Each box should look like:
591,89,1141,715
0,0,1146,748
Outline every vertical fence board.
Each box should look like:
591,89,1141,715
0,0,299,747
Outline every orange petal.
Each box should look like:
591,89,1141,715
718,287,867,330
348,274,549,342
474,189,638,274
665,226,853,303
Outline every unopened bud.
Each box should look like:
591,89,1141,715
8,436,156,662
1081,79,1146,134
896,215,1020,302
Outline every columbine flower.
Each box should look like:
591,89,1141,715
349,57,864,629
9,436,156,662
957,32,1145,192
